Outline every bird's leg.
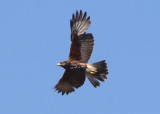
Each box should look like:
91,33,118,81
88,68,98,74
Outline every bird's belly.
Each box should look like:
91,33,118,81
69,63,86,69
69,65,83,69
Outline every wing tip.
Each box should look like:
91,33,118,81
71,10,91,36
55,82,75,96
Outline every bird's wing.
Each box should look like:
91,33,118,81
68,10,94,63
55,69,85,95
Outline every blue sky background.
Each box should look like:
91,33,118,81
0,0,160,114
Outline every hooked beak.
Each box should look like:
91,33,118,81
57,63,61,66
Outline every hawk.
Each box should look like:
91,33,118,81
55,10,109,95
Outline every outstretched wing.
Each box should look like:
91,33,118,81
68,10,94,63
55,69,85,95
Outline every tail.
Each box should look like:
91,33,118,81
86,60,109,88
70,10,90,37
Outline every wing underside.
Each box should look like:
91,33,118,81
55,69,85,95
68,10,94,63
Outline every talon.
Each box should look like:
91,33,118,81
90,69,97,74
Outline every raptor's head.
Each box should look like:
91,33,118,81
57,61,68,68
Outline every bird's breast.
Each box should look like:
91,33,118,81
68,62,86,70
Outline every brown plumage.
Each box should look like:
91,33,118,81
55,10,109,95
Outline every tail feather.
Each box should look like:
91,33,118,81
87,75,100,88
86,60,108,87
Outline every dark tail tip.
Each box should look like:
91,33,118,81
87,60,109,87
91,60,109,76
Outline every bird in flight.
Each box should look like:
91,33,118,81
55,10,109,95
